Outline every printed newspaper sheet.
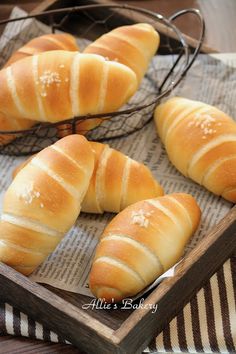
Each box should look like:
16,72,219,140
0,7,234,297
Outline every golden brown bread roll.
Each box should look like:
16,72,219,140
0,33,80,145
58,23,159,137
0,51,137,123
0,135,94,275
154,97,236,203
13,141,164,213
81,142,164,213
89,193,201,302
4,33,79,67
84,23,160,84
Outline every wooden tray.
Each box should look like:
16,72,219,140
0,1,235,353
0,208,236,353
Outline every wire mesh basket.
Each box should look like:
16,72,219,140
0,4,205,155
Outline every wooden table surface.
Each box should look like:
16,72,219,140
0,0,236,353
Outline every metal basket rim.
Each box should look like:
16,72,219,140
0,4,205,136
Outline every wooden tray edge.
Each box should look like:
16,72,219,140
0,263,120,353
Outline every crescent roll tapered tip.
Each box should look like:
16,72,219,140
89,193,201,302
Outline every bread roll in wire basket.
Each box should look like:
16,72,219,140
0,4,205,155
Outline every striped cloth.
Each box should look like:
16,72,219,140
0,257,235,353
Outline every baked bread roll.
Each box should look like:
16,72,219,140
89,193,201,302
0,33,80,145
59,23,159,137
4,33,79,67
0,51,137,123
0,135,94,275
154,97,236,203
84,23,160,84
81,142,164,213
13,141,164,213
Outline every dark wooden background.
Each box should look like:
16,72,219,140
0,0,236,353
1,0,236,52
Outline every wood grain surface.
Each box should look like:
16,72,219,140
0,0,236,353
